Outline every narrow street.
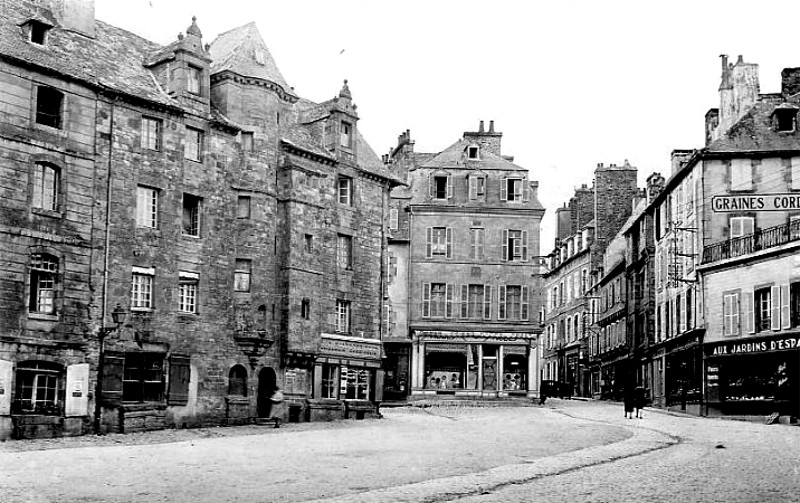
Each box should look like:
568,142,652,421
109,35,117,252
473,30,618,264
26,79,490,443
1,400,797,502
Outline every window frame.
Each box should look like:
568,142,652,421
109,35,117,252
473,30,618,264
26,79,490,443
141,116,162,151
337,233,353,270
729,216,754,238
34,85,64,129
187,65,202,96
339,121,353,148
136,185,159,229
28,253,59,316
335,299,351,334
754,286,772,332
234,259,252,293
182,193,202,237
122,352,165,403
184,127,203,162
131,268,154,311
178,272,199,314
31,162,60,213
338,175,353,205
237,195,251,219
13,361,63,415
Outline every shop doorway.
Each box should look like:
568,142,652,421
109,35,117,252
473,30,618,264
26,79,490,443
257,367,277,418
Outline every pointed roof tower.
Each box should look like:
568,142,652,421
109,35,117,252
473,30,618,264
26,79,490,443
209,22,296,101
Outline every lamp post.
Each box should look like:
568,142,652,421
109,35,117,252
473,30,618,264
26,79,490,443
93,303,127,435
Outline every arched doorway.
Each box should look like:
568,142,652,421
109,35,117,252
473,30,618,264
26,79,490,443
257,367,277,418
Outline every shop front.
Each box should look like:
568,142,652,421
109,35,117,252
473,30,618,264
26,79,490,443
704,334,800,418
382,342,411,402
410,331,538,398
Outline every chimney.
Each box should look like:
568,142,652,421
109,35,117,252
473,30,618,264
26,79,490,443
646,172,666,203
478,120,485,133
463,120,502,156
489,120,495,133
671,149,694,176
44,0,95,37
782,68,800,97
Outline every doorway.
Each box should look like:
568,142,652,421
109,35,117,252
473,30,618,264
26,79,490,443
257,367,277,418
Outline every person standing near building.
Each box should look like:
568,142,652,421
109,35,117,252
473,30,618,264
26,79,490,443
634,385,646,418
623,385,635,419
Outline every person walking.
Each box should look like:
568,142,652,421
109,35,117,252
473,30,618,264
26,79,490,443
623,385,635,419
634,385,647,419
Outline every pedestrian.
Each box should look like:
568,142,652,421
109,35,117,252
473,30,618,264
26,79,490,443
623,385,634,419
634,386,646,419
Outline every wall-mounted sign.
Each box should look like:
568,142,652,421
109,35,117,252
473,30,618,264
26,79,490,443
712,194,800,212
706,336,800,356
320,334,381,360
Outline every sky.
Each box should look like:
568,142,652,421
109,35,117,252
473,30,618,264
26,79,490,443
95,0,800,253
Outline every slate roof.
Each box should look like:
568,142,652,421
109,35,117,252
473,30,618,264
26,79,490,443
420,138,528,171
706,95,800,153
0,0,178,108
208,22,295,99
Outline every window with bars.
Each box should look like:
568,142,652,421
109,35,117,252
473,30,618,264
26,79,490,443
179,273,198,314
131,271,153,310
141,117,161,151
182,193,202,237
14,361,63,414
29,253,58,315
335,300,351,333
234,259,251,292
185,127,203,161
32,162,59,211
136,186,158,228
35,85,63,129
122,352,164,402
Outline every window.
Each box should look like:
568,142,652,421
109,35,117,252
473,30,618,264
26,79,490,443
32,162,59,211
29,253,58,314
28,21,50,45
241,132,254,151
187,65,201,95
301,298,310,319
337,234,353,269
775,108,797,132
131,268,154,310
730,159,752,191
389,208,399,230
468,175,486,200
237,196,251,219
503,178,523,201
423,283,453,318
185,127,203,161
321,363,338,398
182,193,202,237
755,287,771,332
228,365,248,396
470,228,485,260
427,227,452,258
338,176,353,205
234,259,251,292
340,122,353,148
498,285,529,321
432,175,450,199
141,117,161,151
136,186,158,228
305,234,313,252
462,284,490,319
503,229,528,261
335,300,351,333
730,216,754,238
14,361,63,414
467,146,479,160
122,352,164,402
178,272,198,314
35,86,63,129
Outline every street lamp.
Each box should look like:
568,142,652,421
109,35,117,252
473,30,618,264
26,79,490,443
93,303,127,434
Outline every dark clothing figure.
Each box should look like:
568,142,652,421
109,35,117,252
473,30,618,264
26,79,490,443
623,387,635,418
634,386,647,418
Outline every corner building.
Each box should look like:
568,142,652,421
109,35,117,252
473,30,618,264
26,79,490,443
0,0,399,438
384,122,546,399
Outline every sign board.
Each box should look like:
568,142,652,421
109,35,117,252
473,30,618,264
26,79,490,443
706,336,800,357
712,194,800,212
320,335,381,360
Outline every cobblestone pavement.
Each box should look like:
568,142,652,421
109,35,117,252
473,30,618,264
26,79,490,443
2,401,797,503
0,403,627,503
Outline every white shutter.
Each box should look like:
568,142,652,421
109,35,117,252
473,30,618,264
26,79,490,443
733,293,740,335
461,284,469,319
470,230,477,260
771,285,781,331
65,363,90,417
500,178,507,201
782,284,791,329
428,173,435,198
445,284,454,318
498,285,507,320
445,227,453,259
522,180,530,201
522,230,529,261
521,285,530,321
483,285,492,320
422,283,431,318
426,228,432,258
0,359,12,415
446,176,453,199
468,176,477,200
743,291,754,333
501,229,508,261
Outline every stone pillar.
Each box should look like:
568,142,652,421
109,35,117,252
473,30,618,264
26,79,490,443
477,344,484,392
498,345,505,391
418,342,425,390
528,341,540,397
313,364,323,398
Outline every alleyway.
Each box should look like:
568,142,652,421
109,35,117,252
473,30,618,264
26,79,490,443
0,400,798,502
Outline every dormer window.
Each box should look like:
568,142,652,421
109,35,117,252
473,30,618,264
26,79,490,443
775,107,798,132
187,65,201,95
467,145,479,160
340,122,353,148
29,21,50,45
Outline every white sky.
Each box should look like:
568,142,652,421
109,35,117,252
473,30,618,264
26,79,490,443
95,0,800,253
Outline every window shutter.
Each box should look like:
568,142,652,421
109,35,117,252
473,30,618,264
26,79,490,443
522,230,529,261
501,229,508,261
498,285,507,320
733,293,740,335
470,230,477,260
679,298,687,333
389,208,399,230
743,291,754,334
514,180,522,200
422,283,431,317
468,176,477,200
460,284,469,318
445,284,454,318
446,227,453,259
426,227,432,258
429,173,434,199
483,285,492,320
167,355,191,406
101,352,125,404
446,176,453,199
478,229,485,260
771,285,781,331
522,180,529,201
743,217,754,236
782,284,791,329
521,286,530,321
500,178,507,201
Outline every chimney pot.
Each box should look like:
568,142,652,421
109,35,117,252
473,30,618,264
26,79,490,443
489,120,495,133
737,54,744,64
479,120,485,133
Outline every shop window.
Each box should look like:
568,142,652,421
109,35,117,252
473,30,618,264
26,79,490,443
122,352,164,402
29,253,58,315
335,299,350,333
141,117,161,151
35,85,63,129
237,196,251,219
234,259,251,292
13,361,63,414
136,185,159,228
184,127,203,161
131,268,154,310
791,282,800,327
337,234,353,269
182,193,202,237
426,227,452,258
228,365,248,396
341,366,370,399
178,272,198,314
754,287,772,332
32,162,59,211
337,176,353,205
502,229,528,261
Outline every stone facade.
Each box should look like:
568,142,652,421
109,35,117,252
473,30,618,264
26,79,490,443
0,0,398,439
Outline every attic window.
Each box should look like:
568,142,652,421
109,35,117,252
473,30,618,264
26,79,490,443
28,21,50,45
467,146,479,160
775,108,797,132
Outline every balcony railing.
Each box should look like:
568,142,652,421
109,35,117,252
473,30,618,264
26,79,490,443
702,220,800,264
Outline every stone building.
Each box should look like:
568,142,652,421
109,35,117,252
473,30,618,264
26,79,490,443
384,121,546,399
0,0,398,439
